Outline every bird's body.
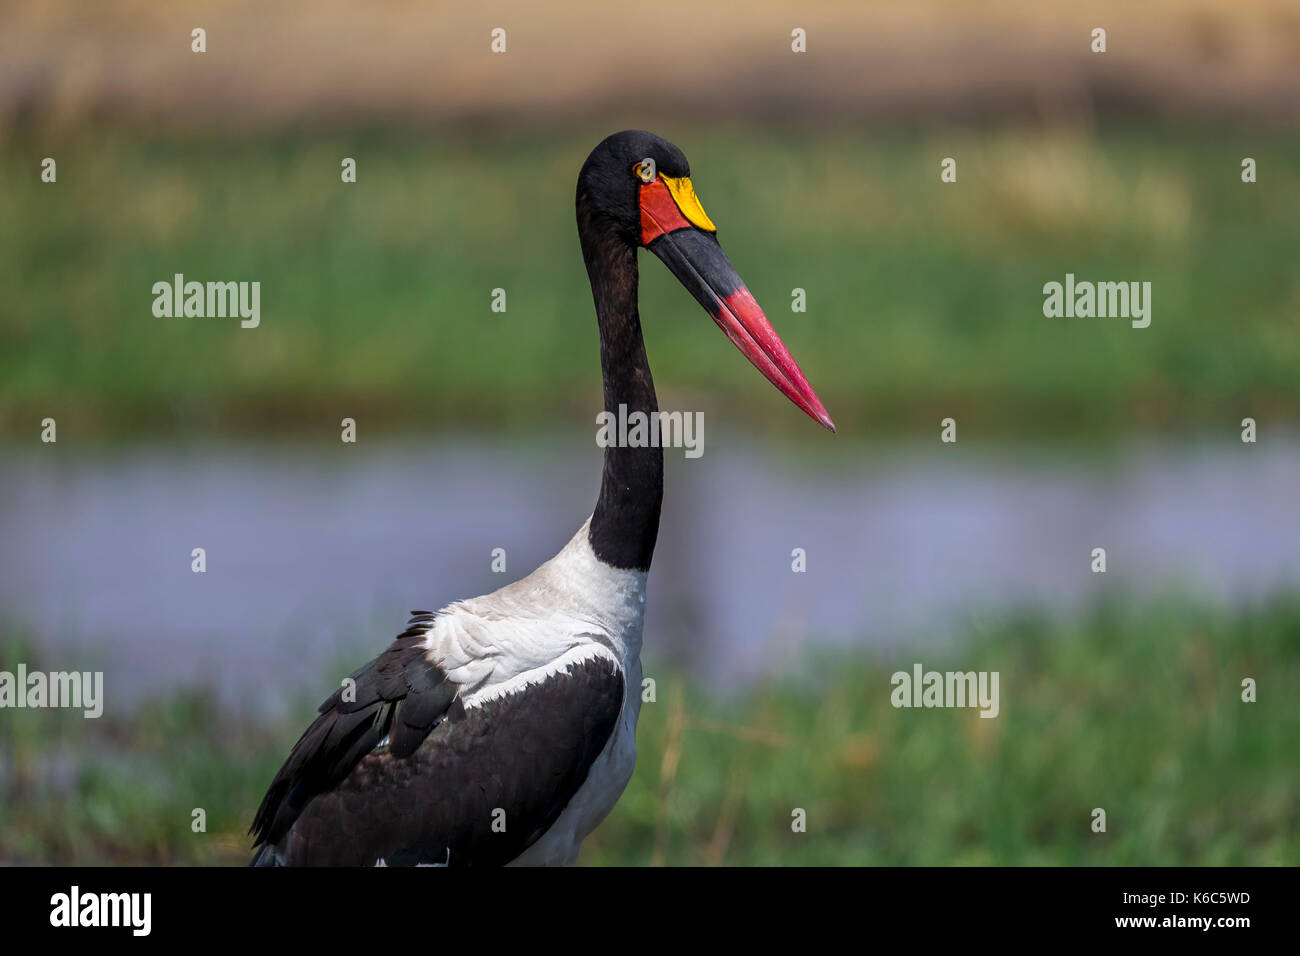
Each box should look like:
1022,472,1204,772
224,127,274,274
252,521,645,866
251,131,832,866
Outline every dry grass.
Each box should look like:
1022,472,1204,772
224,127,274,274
1,0,1298,138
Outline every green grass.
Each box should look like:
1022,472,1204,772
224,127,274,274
1,123,1297,438
3,595,1296,865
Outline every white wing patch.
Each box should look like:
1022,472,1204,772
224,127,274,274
461,643,621,710
417,518,646,701
392,518,646,866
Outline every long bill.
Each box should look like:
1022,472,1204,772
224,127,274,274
639,176,836,432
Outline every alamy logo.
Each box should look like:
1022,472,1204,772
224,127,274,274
49,886,151,936
890,663,1000,718
0,665,103,718
596,404,704,459
152,273,260,328
1042,273,1151,328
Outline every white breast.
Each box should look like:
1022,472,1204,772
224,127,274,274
418,518,648,864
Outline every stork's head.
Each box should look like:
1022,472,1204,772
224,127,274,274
578,130,835,433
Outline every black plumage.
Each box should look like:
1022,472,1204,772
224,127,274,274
250,612,624,866
578,132,689,571
250,613,457,855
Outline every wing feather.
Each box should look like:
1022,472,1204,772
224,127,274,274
250,614,625,867
250,613,454,851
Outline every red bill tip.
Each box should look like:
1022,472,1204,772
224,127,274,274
714,288,836,433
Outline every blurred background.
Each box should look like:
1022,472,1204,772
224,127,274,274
1,0,1297,864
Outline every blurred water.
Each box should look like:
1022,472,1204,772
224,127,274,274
2,432,1297,714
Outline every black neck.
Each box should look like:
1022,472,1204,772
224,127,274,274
578,195,663,572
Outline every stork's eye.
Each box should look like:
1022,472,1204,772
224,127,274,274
634,159,657,183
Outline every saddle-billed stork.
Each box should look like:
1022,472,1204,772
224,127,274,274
250,130,834,866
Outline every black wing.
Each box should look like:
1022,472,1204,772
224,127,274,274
250,612,456,854
250,613,624,866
